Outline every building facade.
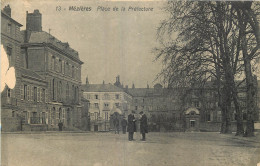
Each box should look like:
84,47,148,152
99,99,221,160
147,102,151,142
82,78,132,131
1,6,87,131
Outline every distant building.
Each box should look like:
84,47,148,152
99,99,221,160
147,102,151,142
82,79,132,131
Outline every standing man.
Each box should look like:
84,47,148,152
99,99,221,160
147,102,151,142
139,111,148,141
121,117,127,134
58,121,63,131
113,115,120,134
127,111,136,141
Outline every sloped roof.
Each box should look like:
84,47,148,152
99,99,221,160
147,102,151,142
21,31,81,61
82,84,124,92
127,88,166,97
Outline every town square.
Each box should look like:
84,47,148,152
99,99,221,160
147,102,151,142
1,1,260,166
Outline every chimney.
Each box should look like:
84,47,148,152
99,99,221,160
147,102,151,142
3,5,11,17
132,83,135,89
26,9,42,31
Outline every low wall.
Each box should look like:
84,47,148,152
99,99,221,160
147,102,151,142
1,117,22,132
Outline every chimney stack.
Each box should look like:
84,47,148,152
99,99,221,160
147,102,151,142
26,9,42,31
3,5,11,17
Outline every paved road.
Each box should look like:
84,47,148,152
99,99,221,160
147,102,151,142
1,132,260,166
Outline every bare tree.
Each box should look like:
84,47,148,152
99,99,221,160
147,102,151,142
155,1,259,135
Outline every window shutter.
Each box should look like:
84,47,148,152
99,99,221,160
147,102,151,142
31,87,34,101
28,112,30,124
27,85,30,101
45,89,48,103
62,108,65,123
40,88,42,102
37,87,40,102
46,111,48,124
20,84,24,100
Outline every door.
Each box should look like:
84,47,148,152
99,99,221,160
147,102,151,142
94,125,98,131
190,120,196,131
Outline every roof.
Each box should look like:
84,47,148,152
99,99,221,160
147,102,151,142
21,31,83,64
82,84,124,92
127,88,166,97
1,11,23,27
20,68,45,82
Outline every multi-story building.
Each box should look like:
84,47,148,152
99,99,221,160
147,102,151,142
1,5,49,131
21,9,84,130
82,77,132,131
1,6,87,131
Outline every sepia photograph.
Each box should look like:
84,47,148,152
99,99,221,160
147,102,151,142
1,0,260,166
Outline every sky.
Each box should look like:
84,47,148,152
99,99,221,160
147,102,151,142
2,0,168,88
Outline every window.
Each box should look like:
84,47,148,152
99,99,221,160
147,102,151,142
6,47,12,64
24,85,27,100
115,94,119,99
143,99,145,103
190,120,195,127
104,94,109,100
52,79,55,100
51,56,55,70
94,103,99,108
87,94,91,99
59,59,62,73
12,111,15,117
194,101,200,108
104,103,109,107
7,23,11,34
42,89,45,103
142,106,144,110
33,87,37,102
105,112,109,120
115,103,119,107
66,84,69,100
7,88,11,98
206,113,211,121
95,95,98,99
94,112,98,120
135,106,138,110
72,66,75,78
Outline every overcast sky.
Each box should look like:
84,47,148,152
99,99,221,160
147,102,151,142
2,0,167,88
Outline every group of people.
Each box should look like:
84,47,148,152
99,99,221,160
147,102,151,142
114,110,148,141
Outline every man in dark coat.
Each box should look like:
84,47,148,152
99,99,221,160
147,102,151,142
139,111,148,141
127,111,136,141
58,121,63,131
121,117,127,134
113,116,120,134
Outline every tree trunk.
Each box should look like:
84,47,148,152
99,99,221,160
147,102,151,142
240,17,255,137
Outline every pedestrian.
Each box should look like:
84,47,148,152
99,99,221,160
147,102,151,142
58,121,63,131
139,111,148,141
121,117,127,134
127,110,136,141
113,115,120,134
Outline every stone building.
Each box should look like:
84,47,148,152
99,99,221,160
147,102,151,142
21,9,84,130
82,78,132,131
1,6,86,131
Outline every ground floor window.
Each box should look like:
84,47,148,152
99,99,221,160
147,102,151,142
190,120,195,127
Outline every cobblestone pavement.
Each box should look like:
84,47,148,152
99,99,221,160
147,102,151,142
1,132,260,166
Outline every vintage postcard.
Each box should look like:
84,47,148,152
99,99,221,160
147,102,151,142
1,0,260,166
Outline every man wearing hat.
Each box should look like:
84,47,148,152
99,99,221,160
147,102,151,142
127,110,136,141
139,111,148,141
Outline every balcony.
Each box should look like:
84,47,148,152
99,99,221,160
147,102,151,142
1,97,17,106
